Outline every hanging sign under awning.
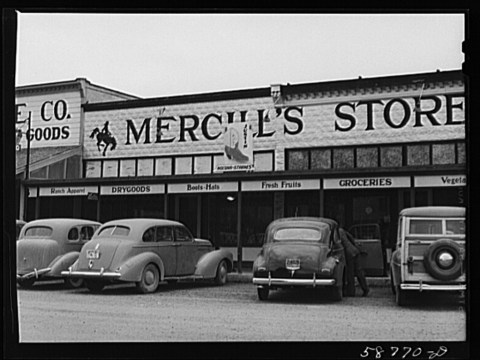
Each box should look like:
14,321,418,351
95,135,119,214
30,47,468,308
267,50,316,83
414,175,466,187
324,176,411,189
39,186,98,197
101,184,165,195
168,181,238,194
242,179,320,192
28,187,38,198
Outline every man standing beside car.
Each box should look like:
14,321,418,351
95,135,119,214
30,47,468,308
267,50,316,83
339,227,370,297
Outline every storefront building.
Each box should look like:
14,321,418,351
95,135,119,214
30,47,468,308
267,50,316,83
20,70,467,269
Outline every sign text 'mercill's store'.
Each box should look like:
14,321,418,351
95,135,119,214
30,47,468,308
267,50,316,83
118,94,463,146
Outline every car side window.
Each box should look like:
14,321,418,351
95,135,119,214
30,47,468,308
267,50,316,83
68,227,79,241
142,227,156,242
175,226,193,242
156,226,173,242
80,226,95,241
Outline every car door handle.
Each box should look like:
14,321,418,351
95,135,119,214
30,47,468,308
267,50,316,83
172,243,181,247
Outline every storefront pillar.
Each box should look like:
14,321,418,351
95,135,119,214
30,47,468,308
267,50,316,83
96,195,101,222
236,190,242,273
319,187,324,217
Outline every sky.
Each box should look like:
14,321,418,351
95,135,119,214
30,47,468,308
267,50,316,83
14,12,465,99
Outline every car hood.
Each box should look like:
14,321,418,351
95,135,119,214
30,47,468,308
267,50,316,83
17,239,60,274
264,242,328,272
76,239,124,271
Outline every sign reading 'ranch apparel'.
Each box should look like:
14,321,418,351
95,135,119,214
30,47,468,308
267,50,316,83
324,177,411,189
101,184,165,195
39,186,98,197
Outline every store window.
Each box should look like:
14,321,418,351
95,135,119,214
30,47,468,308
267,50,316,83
357,147,378,168
380,146,403,167
287,150,309,170
333,148,354,169
432,143,455,165
200,193,237,248
311,149,331,169
407,145,430,166
284,191,320,217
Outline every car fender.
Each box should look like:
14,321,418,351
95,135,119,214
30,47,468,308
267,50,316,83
194,249,233,278
390,249,402,288
117,252,165,282
48,252,80,277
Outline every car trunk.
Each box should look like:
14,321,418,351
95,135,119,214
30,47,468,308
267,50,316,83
265,242,328,274
17,239,60,274
77,239,123,271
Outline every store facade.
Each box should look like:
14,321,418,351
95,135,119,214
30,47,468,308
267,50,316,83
22,70,467,270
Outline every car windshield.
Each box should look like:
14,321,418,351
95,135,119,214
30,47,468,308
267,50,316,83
97,225,130,237
273,228,323,242
24,226,53,238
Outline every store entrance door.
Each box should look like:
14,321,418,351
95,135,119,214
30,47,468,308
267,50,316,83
174,195,200,237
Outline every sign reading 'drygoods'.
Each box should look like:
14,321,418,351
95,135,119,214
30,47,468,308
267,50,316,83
414,175,466,187
39,186,98,197
324,177,411,189
242,179,321,192
168,182,238,194
101,184,165,195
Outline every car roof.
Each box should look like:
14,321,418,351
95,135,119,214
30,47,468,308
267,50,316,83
101,218,183,228
268,217,338,228
400,206,465,217
24,218,101,226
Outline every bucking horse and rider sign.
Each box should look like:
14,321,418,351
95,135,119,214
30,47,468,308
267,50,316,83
90,121,117,156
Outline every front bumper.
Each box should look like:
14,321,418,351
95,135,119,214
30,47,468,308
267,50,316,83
61,269,122,279
17,268,51,280
401,283,466,291
253,274,335,287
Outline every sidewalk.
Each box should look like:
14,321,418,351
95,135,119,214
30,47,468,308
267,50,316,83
227,271,390,287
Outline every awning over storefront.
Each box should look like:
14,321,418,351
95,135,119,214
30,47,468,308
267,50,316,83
15,146,82,175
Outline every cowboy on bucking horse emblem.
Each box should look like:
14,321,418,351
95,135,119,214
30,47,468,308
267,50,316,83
90,121,117,156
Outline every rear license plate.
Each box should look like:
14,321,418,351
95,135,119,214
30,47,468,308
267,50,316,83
86,250,100,259
286,258,300,270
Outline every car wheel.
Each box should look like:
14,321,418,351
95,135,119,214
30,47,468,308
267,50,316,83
423,239,463,281
64,277,84,289
214,260,228,286
257,286,269,301
85,280,105,293
395,285,408,306
330,285,343,302
136,263,160,294
17,278,35,288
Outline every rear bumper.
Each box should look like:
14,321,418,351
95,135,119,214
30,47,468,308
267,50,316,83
253,276,335,287
401,283,466,291
17,268,51,280
61,269,122,279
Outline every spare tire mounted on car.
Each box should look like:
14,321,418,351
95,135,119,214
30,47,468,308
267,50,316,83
423,239,463,281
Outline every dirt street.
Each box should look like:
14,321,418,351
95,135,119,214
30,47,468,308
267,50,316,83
16,281,465,343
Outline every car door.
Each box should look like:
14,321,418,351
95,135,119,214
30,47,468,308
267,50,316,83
174,226,197,276
142,226,176,277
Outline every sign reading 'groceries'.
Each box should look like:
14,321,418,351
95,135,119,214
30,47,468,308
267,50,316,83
324,176,410,189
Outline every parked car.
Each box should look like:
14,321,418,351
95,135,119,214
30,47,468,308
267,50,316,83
252,217,345,301
390,206,466,306
16,220,27,240
17,218,101,288
62,218,234,293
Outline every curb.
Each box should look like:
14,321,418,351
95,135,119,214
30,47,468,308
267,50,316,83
228,272,390,287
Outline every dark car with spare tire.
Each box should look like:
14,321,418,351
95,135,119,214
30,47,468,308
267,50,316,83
390,206,466,306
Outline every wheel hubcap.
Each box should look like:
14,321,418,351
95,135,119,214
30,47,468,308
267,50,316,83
437,251,454,269
145,270,155,285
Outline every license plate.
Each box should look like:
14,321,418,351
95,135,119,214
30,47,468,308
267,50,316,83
86,250,100,259
286,258,300,270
